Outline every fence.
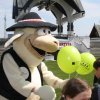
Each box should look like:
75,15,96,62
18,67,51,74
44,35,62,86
0,37,100,59
90,38,100,58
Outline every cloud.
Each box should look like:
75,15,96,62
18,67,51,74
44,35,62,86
82,0,100,18
76,0,100,36
0,0,14,38
31,7,56,23
0,0,13,9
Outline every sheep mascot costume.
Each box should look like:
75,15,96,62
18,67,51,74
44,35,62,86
0,12,68,100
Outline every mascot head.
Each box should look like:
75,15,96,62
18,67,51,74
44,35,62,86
5,12,59,67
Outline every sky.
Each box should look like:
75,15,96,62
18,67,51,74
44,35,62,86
0,0,100,38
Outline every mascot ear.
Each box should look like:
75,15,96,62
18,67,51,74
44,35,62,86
35,85,56,100
4,31,24,48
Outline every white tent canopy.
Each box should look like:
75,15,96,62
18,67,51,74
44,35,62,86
12,0,85,34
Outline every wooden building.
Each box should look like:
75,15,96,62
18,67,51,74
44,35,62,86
90,24,100,58
90,24,100,38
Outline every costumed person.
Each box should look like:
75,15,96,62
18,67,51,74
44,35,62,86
0,12,68,100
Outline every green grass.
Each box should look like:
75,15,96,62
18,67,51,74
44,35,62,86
44,60,94,100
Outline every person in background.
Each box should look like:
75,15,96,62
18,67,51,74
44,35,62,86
60,78,92,100
93,58,100,85
90,58,100,100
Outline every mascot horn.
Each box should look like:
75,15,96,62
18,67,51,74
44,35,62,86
0,12,68,100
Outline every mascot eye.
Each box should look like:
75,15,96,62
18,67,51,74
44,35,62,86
46,29,51,34
48,31,51,34
37,28,51,36
37,28,46,36
43,29,46,33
